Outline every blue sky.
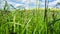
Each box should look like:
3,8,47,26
0,0,60,9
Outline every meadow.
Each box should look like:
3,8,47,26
0,8,60,34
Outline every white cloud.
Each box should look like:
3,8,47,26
39,0,60,8
15,4,23,7
7,0,37,9
48,0,60,8
0,0,60,9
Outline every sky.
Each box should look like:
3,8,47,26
0,0,60,9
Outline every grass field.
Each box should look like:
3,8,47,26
0,8,60,34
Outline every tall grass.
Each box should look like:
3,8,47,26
0,8,60,34
0,0,60,34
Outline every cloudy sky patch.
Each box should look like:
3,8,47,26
0,0,60,9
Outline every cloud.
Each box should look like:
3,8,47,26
6,0,37,9
48,0,60,8
8,1,23,7
0,0,5,9
0,0,60,9
39,0,60,8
